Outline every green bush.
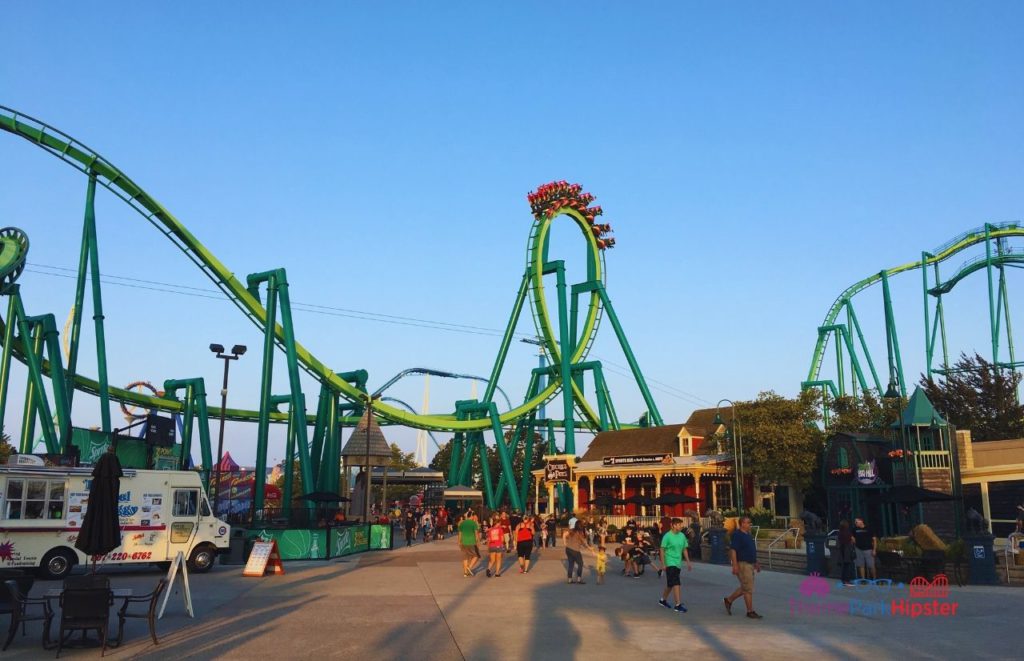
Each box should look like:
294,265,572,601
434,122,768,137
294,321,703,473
900,538,922,558
945,539,965,562
748,507,775,528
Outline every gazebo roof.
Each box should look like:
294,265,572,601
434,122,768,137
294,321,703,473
341,409,392,461
892,387,947,428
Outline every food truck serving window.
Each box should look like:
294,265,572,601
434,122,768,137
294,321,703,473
172,489,198,517
4,479,66,520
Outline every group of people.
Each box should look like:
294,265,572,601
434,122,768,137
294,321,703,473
453,509,764,620
397,505,452,547
833,517,879,585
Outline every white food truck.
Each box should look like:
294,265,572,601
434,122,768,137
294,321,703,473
0,459,230,579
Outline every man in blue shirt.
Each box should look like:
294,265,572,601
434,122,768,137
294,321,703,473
724,516,762,619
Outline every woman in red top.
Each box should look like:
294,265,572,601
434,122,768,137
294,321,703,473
486,515,505,577
515,515,536,573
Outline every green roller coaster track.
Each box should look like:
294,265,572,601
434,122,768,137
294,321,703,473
803,221,1024,422
0,105,662,512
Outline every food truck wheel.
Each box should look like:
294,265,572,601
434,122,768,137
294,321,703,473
39,548,76,580
187,544,216,572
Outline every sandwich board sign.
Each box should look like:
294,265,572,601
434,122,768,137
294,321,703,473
158,551,194,619
243,539,285,577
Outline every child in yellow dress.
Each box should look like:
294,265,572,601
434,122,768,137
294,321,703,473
595,546,608,584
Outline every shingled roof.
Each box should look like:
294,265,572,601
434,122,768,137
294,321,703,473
581,424,684,461
341,409,392,463
681,406,733,438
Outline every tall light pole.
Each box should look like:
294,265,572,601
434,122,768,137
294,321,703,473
712,399,743,513
364,393,382,523
210,343,246,515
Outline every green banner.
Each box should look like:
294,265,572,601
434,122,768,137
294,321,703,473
247,529,327,560
331,525,369,557
370,524,391,550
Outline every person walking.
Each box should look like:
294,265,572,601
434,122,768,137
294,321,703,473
658,518,693,613
837,520,856,586
564,520,592,584
458,511,481,577
404,510,416,548
724,516,762,619
421,509,433,544
597,516,609,546
853,517,876,580
486,515,506,577
515,515,535,573
545,515,557,548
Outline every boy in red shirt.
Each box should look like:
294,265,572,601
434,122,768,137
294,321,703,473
486,515,505,577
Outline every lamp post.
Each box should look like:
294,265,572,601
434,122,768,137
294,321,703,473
210,343,246,516
364,393,382,523
712,399,743,513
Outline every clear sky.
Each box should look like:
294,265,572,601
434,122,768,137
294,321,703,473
1,2,1022,467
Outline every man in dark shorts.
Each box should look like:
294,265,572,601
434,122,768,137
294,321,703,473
853,518,877,580
724,516,762,619
458,511,481,577
658,518,692,612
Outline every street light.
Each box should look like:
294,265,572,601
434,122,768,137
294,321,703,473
210,343,246,515
364,393,382,523
712,399,743,513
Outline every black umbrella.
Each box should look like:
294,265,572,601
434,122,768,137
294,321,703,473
75,448,124,570
623,494,656,506
653,492,702,506
868,485,956,505
589,495,623,508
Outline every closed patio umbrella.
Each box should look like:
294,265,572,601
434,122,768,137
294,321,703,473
75,448,123,570
653,493,701,506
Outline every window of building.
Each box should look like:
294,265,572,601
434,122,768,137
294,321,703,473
837,447,849,469
4,478,66,520
713,482,733,510
679,436,691,456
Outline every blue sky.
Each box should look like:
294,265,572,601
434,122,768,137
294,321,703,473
1,2,1022,466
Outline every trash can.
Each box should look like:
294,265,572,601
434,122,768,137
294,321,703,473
708,528,729,564
805,533,827,575
965,533,997,585
221,528,248,565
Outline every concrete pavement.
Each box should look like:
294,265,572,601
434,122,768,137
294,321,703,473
5,536,1019,659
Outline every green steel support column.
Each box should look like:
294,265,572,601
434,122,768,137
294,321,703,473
999,267,1017,370
319,392,339,492
483,273,529,404
984,225,999,364
518,418,535,508
593,366,608,429
476,435,497,508
448,432,464,486
0,293,18,433
554,262,575,453
456,431,476,487
65,176,95,410
17,308,59,454
546,420,556,455
38,316,72,450
19,324,42,453
283,403,296,515
846,303,883,393
881,272,907,398
837,326,869,393
273,275,314,501
569,287,581,356
597,286,663,425
193,386,213,486
921,252,933,380
935,262,950,372
835,325,845,397
179,385,196,472
83,175,112,433
309,383,332,481
252,278,278,517
847,311,856,396
595,364,620,429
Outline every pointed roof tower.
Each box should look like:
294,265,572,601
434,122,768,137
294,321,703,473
894,386,947,428
341,409,392,464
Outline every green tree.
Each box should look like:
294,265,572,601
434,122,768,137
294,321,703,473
920,353,1024,441
827,391,903,436
0,429,13,464
736,390,824,491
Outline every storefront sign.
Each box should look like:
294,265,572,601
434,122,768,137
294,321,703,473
856,460,878,485
545,460,571,483
602,454,674,467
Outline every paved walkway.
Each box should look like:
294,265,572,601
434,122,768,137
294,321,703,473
6,537,1020,659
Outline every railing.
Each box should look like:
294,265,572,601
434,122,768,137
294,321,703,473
1006,532,1024,584
767,528,802,569
915,451,951,470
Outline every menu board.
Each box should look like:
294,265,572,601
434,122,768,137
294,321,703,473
66,491,90,529
243,540,284,577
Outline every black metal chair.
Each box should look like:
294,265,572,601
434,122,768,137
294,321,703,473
63,574,111,590
56,588,113,658
2,578,54,651
921,550,947,580
115,578,167,647
876,551,907,582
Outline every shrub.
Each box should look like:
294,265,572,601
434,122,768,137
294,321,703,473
945,539,966,562
900,537,922,558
